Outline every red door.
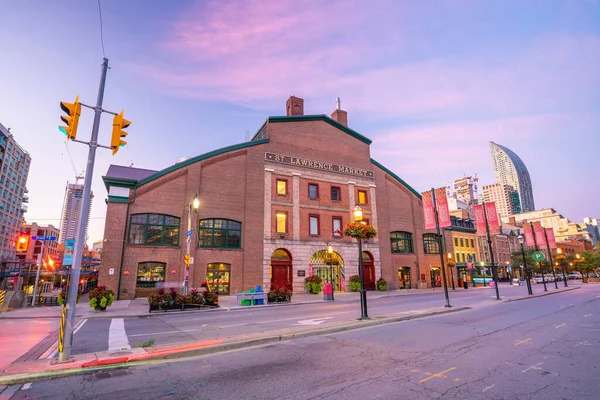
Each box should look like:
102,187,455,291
363,261,376,290
271,264,292,291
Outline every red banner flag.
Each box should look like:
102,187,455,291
523,223,535,247
434,187,451,228
533,222,546,247
473,204,487,236
421,190,436,230
484,202,500,235
545,227,557,248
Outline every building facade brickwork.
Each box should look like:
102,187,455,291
100,98,441,299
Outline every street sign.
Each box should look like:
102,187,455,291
31,236,57,241
63,239,75,266
186,229,193,237
532,251,546,262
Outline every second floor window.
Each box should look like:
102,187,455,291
198,219,242,248
423,233,440,254
391,231,414,253
309,215,319,235
129,214,180,246
331,186,341,201
460,238,464,247
276,212,287,233
309,184,319,199
357,190,367,204
276,179,287,195
332,217,342,236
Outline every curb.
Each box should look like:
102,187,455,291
503,286,579,302
0,306,470,385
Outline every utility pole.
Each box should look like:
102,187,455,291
59,58,108,362
30,242,44,307
431,188,451,308
530,222,547,292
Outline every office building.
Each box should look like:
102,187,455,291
489,141,534,212
482,183,520,218
59,182,93,244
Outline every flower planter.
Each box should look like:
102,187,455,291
95,306,107,312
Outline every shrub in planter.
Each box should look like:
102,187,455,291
203,291,219,306
349,275,361,292
268,288,292,303
304,275,323,294
88,285,115,310
377,278,387,291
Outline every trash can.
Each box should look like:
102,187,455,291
463,281,468,289
254,286,264,305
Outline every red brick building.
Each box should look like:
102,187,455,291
99,97,442,299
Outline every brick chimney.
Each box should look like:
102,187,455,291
330,97,348,126
286,96,304,116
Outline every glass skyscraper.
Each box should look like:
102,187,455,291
489,142,535,212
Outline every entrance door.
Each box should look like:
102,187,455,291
271,249,292,291
430,268,441,287
398,267,411,289
362,252,375,290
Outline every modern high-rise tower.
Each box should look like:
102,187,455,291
0,123,31,260
59,182,93,244
489,142,535,212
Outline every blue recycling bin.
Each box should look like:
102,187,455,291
254,286,264,305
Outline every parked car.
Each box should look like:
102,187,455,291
568,272,582,280
532,276,544,284
544,274,555,282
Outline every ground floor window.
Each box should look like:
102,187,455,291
136,262,166,289
206,263,230,295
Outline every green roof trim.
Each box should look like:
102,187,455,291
136,139,270,187
370,159,421,199
107,195,129,203
102,176,137,192
268,115,372,145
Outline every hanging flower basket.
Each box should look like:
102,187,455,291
323,255,339,266
342,222,378,240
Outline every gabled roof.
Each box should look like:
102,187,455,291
253,115,373,145
103,165,158,191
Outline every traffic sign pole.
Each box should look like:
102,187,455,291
59,58,108,362
30,241,45,307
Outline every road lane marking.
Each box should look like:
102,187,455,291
296,317,333,326
482,384,495,392
555,323,567,329
575,341,591,347
44,318,87,360
74,319,87,334
522,363,543,373
109,318,130,351
584,314,592,317
21,383,32,390
419,367,457,383
514,338,532,346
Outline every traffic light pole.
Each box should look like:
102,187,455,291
30,241,45,307
59,58,108,362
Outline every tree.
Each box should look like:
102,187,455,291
577,250,600,279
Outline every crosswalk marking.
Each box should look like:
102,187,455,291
108,318,130,351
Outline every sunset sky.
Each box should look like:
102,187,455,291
1,0,598,245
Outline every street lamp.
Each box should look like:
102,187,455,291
518,235,533,295
184,194,200,295
556,248,568,287
352,205,368,319
480,261,487,287
327,245,335,300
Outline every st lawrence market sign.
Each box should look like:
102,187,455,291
265,152,374,178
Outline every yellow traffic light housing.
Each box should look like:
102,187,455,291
111,110,131,155
16,235,30,252
59,95,82,140
184,254,191,265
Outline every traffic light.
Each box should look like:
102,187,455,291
183,254,190,265
59,95,81,140
16,235,30,252
111,110,130,155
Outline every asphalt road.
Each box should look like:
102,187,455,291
70,284,533,354
7,284,599,400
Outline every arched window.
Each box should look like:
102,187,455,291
198,219,242,249
129,214,180,246
390,231,414,253
423,233,440,254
